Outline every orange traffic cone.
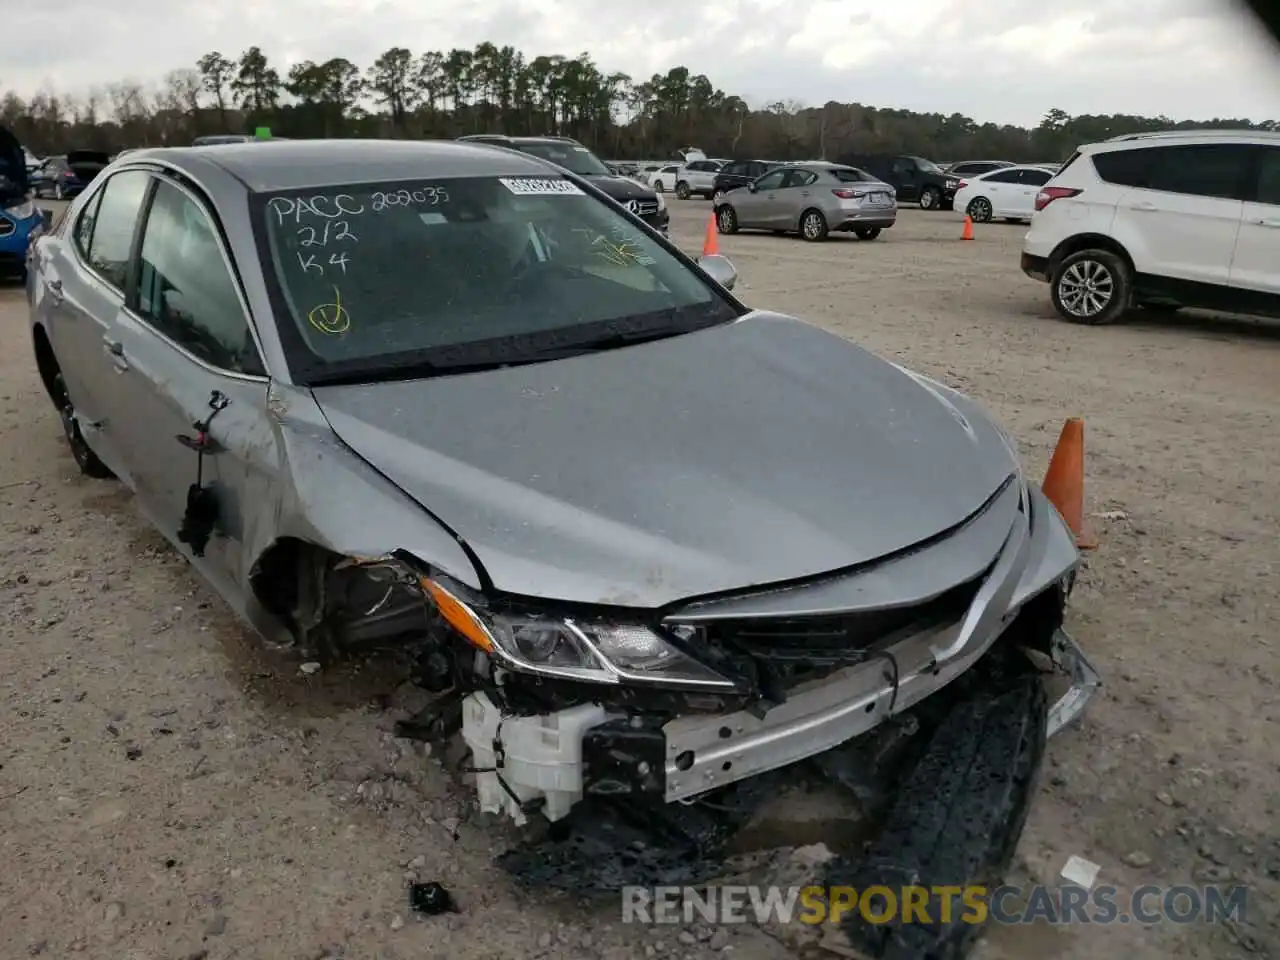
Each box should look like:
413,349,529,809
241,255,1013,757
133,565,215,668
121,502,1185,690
961,215,974,241
1042,418,1097,549
703,214,720,256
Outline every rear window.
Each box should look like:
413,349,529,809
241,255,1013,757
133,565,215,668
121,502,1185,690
252,174,738,383
1091,148,1149,186
830,167,873,182
512,142,610,177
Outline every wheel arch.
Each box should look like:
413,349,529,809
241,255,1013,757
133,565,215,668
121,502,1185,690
31,324,62,409
1048,234,1135,278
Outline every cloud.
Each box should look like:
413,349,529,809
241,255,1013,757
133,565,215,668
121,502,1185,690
4,0,1280,125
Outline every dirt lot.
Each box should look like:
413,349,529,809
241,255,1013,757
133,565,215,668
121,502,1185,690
1,199,1277,960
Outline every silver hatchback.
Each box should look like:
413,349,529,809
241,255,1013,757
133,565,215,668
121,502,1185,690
713,162,897,241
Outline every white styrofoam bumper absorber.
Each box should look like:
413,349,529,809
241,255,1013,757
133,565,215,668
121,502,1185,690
460,691,611,826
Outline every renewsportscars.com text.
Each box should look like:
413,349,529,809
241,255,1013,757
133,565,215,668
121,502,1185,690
622,884,1248,927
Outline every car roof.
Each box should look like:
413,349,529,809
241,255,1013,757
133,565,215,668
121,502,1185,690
1081,129,1280,153
125,138,563,192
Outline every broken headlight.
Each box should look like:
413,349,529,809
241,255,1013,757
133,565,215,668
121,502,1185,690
421,577,736,690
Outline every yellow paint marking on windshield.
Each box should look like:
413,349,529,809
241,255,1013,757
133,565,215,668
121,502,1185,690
592,234,647,267
307,286,351,335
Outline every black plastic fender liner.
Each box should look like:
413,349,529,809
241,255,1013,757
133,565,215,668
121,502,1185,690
825,661,1049,960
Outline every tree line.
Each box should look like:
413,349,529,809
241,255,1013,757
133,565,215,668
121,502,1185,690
3,44,1275,164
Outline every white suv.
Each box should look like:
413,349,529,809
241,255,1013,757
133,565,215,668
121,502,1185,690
1022,130,1280,325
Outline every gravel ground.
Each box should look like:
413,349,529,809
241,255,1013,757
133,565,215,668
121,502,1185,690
1,199,1277,960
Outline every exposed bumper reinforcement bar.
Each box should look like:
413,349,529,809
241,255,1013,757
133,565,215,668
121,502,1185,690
662,622,1098,803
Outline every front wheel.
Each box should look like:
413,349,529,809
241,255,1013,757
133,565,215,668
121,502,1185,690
854,226,882,241
53,373,113,478
716,205,739,235
652,180,665,193
966,197,993,223
919,187,940,210
800,208,829,242
1050,249,1132,325
675,181,691,200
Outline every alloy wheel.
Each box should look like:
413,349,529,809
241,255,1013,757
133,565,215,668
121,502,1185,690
1056,259,1115,319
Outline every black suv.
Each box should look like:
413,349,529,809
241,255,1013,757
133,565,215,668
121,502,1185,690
837,154,959,210
458,134,670,235
712,159,780,199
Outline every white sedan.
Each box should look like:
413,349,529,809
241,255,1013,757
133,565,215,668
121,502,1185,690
648,163,682,192
952,164,1057,224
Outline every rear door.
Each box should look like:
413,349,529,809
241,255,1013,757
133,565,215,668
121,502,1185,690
778,168,820,228
734,168,787,228
891,157,919,201
1102,143,1248,288
103,174,274,591
1230,144,1280,296
40,169,152,480
973,168,1022,215
1012,168,1054,218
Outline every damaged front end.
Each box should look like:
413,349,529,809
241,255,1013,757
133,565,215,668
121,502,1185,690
350,472,1098,953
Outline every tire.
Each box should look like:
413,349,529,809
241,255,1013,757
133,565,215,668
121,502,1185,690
800,208,829,242
52,373,113,479
1050,249,1132,325
652,180,665,193
919,187,940,210
675,181,691,200
854,226,882,241
715,205,739,235
966,196,993,223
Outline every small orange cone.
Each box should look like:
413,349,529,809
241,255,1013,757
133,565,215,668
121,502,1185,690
1042,418,1098,549
961,215,974,241
703,214,720,256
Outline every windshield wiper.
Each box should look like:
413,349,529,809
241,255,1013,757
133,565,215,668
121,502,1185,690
526,326,691,361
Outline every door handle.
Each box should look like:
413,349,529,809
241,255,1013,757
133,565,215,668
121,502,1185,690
800,191,810,197
103,337,128,371
1128,202,1159,212
1253,218,1280,228
47,278,63,302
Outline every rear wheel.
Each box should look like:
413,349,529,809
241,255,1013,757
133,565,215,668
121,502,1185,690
52,373,113,478
1050,249,1132,325
966,196,993,223
716,205,739,235
854,226,881,241
652,180,666,193
675,181,691,200
919,187,941,210
800,208,829,242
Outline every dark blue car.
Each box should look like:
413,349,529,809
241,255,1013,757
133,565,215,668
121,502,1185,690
0,126,46,282
30,149,111,200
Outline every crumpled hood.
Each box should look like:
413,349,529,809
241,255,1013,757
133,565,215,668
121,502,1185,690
583,174,656,201
311,312,1017,608
0,126,28,203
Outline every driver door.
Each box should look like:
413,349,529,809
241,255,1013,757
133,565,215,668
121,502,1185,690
892,159,919,201
734,169,787,229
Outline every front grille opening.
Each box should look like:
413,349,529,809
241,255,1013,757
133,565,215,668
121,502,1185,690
696,578,982,697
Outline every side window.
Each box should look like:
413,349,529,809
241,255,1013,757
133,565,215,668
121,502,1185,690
73,189,104,257
1091,148,1150,187
1145,144,1251,200
754,170,787,190
1254,147,1280,205
83,170,151,291
985,169,1023,184
782,170,817,188
1018,169,1053,186
135,180,260,374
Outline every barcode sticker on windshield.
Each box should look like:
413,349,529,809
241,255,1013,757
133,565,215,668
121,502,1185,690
499,177,585,196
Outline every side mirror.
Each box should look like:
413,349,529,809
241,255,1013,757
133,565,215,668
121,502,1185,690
698,253,738,291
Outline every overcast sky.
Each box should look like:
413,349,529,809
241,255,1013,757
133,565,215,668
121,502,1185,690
6,0,1280,127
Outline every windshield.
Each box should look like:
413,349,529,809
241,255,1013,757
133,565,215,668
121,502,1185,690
912,157,944,175
253,174,739,384
513,142,612,177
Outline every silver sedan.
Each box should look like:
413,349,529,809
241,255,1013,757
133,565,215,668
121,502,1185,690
24,139,1096,948
713,161,898,241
